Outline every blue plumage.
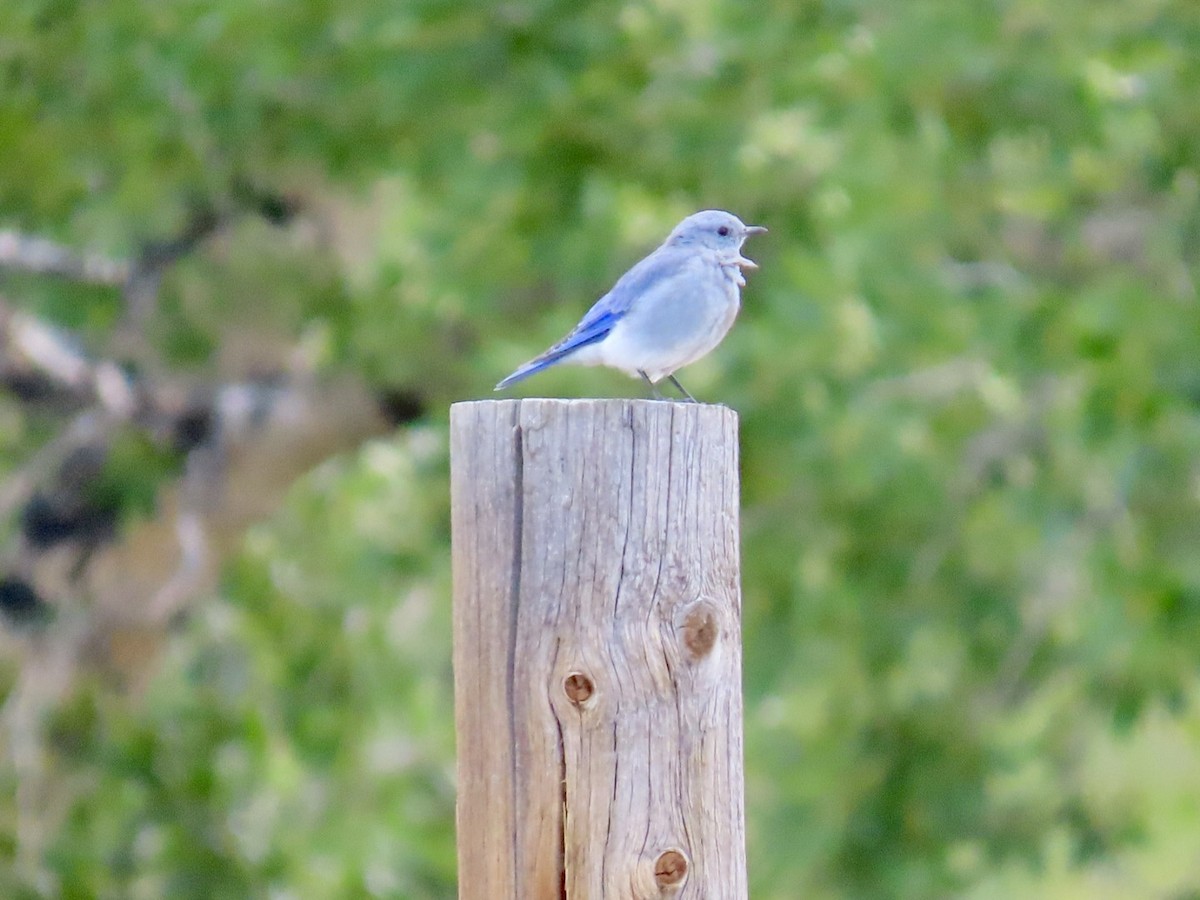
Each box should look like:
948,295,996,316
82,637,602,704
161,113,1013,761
495,210,766,401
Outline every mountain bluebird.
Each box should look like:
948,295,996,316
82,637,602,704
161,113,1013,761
495,209,766,401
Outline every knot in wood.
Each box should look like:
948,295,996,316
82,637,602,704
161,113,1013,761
653,849,689,890
563,671,594,705
681,601,719,660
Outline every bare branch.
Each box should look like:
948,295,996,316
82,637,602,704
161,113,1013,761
0,413,111,527
0,296,139,416
0,231,129,287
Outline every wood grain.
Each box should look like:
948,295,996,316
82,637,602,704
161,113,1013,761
450,399,745,899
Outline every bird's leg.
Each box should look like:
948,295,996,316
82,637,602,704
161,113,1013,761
638,370,666,400
666,374,697,403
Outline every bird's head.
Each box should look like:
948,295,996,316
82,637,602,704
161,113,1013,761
665,209,767,269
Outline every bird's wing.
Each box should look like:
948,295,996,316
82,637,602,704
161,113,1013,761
495,246,688,389
559,247,685,350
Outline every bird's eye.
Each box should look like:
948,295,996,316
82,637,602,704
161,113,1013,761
717,226,730,237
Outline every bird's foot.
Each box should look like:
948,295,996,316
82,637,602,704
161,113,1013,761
666,374,698,403
639,370,667,400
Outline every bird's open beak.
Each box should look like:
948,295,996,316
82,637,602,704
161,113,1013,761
736,226,765,268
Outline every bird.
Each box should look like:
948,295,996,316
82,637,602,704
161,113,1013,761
495,209,766,401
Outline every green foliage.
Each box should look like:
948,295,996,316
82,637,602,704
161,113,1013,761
30,436,456,899
2,0,1200,897
89,431,182,520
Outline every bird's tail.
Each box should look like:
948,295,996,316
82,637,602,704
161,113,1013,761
494,349,570,391
494,322,612,391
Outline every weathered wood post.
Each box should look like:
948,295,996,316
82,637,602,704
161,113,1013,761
450,398,745,899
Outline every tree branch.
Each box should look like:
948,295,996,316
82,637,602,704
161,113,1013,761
0,231,130,287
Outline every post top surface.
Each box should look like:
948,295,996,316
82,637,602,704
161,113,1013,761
450,398,739,430
451,397,736,412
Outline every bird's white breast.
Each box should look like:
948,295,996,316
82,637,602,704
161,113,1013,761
597,254,743,382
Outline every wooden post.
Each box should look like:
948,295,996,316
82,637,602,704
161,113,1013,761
450,399,746,899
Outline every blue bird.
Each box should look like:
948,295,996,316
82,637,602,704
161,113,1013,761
495,210,766,401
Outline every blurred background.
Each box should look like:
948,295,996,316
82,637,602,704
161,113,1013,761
1,0,1199,897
